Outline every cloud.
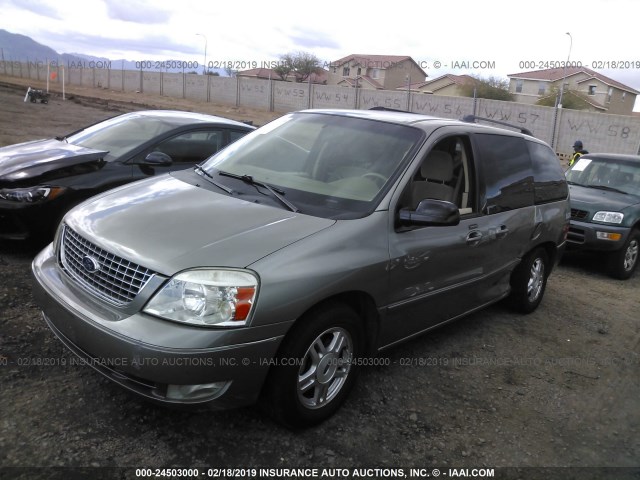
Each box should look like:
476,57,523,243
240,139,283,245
4,0,63,19
105,0,171,24
43,31,199,58
287,28,341,51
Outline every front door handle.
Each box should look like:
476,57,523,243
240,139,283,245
495,225,509,239
466,230,483,246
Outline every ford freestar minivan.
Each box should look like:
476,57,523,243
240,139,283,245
32,109,570,427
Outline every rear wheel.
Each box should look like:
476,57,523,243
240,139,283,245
265,302,363,428
508,247,549,314
608,230,639,280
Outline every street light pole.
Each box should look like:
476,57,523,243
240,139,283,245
196,33,207,75
557,32,573,108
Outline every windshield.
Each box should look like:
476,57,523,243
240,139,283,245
67,114,178,161
566,156,640,196
202,112,424,219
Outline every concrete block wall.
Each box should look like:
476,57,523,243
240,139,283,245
311,85,357,109
123,70,140,92
273,82,309,112
410,95,475,119
108,70,123,91
142,72,161,95
238,78,270,110
160,72,183,98
358,90,411,111
184,74,207,102
209,77,237,105
475,99,556,144
68,68,82,86
4,62,640,155
94,69,109,89
555,109,640,157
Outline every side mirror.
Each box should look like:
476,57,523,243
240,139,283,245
399,199,460,226
144,151,173,166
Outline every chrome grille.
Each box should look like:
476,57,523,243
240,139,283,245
571,209,588,220
60,226,155,305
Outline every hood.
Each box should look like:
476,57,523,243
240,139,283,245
569,184,640,214
0,138,108,185
65,174,335,275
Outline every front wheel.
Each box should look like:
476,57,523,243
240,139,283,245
608,230,639,280
507,247,549,314
264,303,363,428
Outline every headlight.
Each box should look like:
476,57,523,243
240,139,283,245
0,186,66,203
593,211,624,224
143,269,258,327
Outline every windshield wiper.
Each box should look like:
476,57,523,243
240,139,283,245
194,165,234,194
586,184,627,194
55,136,68,143
218,171,300,212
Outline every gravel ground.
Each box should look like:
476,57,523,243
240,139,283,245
0,80,639,480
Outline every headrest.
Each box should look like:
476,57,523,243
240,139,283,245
421,150,454,182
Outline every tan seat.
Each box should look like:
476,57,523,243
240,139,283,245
411,150,455,207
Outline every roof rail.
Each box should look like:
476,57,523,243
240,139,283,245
368,106,412,113
461,115,534,137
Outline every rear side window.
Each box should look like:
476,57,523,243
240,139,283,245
473,134,534,214
527,141,569,204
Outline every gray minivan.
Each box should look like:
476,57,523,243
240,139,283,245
32,109,570,427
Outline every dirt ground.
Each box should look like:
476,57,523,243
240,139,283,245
0,79,639,480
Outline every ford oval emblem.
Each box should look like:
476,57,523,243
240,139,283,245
81,255,101,273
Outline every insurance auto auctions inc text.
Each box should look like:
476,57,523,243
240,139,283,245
239,467,495,478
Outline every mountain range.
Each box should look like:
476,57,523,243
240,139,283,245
0,29,223,74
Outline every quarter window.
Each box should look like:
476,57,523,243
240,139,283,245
527,141,568,204
473,134,533,214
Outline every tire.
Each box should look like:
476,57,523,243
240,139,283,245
264,302,363,428
508,247,549,314
607,230,639,280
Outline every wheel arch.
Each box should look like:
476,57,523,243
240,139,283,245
283,291,380,357
527,241,560,275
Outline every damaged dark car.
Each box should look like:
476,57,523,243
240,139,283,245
0,110,254,241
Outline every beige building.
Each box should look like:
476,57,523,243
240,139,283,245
508,67,638,115
327,54,427,90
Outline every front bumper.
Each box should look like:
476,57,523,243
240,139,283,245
567,220,630,252
31,244,289,409
0,199,63,240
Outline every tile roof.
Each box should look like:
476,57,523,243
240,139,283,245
337,75,384,89
333,54,412,67
422,74,474,89
397,81,431,90
508,67,639,94
537,90,606,111
236,68,278,79
331,54,427,78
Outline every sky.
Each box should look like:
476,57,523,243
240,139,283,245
1,0,639,110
